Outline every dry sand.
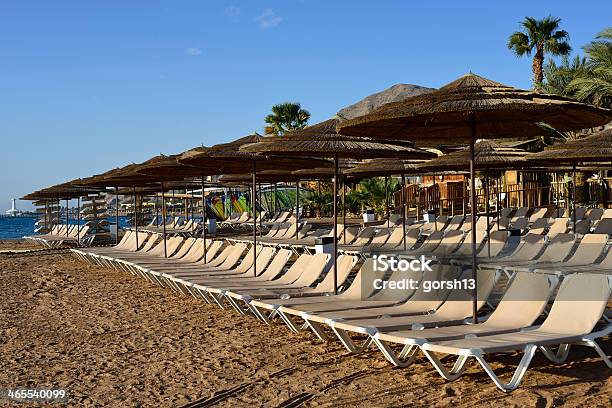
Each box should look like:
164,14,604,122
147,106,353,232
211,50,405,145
0,241,610,407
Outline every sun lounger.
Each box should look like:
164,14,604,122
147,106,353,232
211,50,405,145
420,273,612,392
372,271,557,367
324,268,499,353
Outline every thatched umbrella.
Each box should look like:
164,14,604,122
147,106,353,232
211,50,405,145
241,118,436,294
417,140,532,256
179,139,332,277
344,159,433,248
338,72,612,322
529,128,612,231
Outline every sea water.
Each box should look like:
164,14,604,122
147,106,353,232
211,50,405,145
0,217,131,239
0,217,38,239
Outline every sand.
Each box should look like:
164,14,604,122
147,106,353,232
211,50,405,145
0,241,610,407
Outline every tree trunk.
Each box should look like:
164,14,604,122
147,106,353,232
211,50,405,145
532,45,544,91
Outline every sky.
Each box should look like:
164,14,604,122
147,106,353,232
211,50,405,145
1,0,610,211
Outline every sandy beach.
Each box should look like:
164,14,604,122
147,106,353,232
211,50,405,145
0,241,610,407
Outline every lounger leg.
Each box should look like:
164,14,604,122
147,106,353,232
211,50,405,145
246,304,273,323
226,296,249,315
371,338,419,368
330,327,373,353
305,320,330,341
571,338,612,369
277,312,302,333
539,344,571,364
421,349,470,381
208,292,227,309
474,345,537,392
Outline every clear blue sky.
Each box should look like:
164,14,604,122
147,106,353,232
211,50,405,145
2,1,610,211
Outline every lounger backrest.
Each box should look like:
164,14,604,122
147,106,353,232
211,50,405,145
275,211,290,223
514,207,529,218
547,218,569,238
116,230,132,248
418,230,445,252
383,227,404,246
506,233,546,261
436,216,449,230
528,208,547,223
447,215,465,230
511,217,528,231
586,208,604,222
291,253,331,286
384,264,460,307
459,216,478,232
273,223,292,238
201,240,223,262
574,219,591,234
482,230,509,257
232,246,258,273
255,249,292,279
434,230,465,255
337,259,376,299
314,255,357,291
593,218,612,234
574,207,587,221
139,234,159,252
351,227,377,246
366,259,428,301
172,238,196,259
388,214,402,226
245,246,276,275
500,208,513,219
538,273,612,335
273,254,314,285
483,272,555,328
529,218,549,234
208,244,234,265
370,228,391,247
297,223,312,239
265,224,281,237
340,227,359,244
537,233,576,262
166,237,186,257
565,233,609,265
217,243,248,269
434,269,498,318
603,209,612,219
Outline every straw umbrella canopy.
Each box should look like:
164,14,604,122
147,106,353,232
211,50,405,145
241,118,436,294
529,128,612,163
338,72,612,323
177,137,333,277
528,128,612,230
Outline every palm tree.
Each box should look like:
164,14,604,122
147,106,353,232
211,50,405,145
264,102,311,136
543,55,588,97
508,16,571,90
567,27,612,108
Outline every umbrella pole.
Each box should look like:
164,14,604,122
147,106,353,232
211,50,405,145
385,176,389,228
65,198,69,238
201,172,208,263
191,189,195,232
572,163,577,233
433,175,437,231
259,183,263,237
295,180,299,239
115,186,120,244
133,186,139,250
160,179,167,258
333,154,339,295
497,175,501,231
76,196,80,247
485,168,491,257
402,173,407,250
342,175,346,244
469,114,478,324
252,160,257,277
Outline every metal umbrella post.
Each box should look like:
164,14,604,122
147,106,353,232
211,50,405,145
160,179,167,258
252,160,257,276
201,172,208,263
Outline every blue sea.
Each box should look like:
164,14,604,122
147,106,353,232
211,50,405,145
0,217,131,239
